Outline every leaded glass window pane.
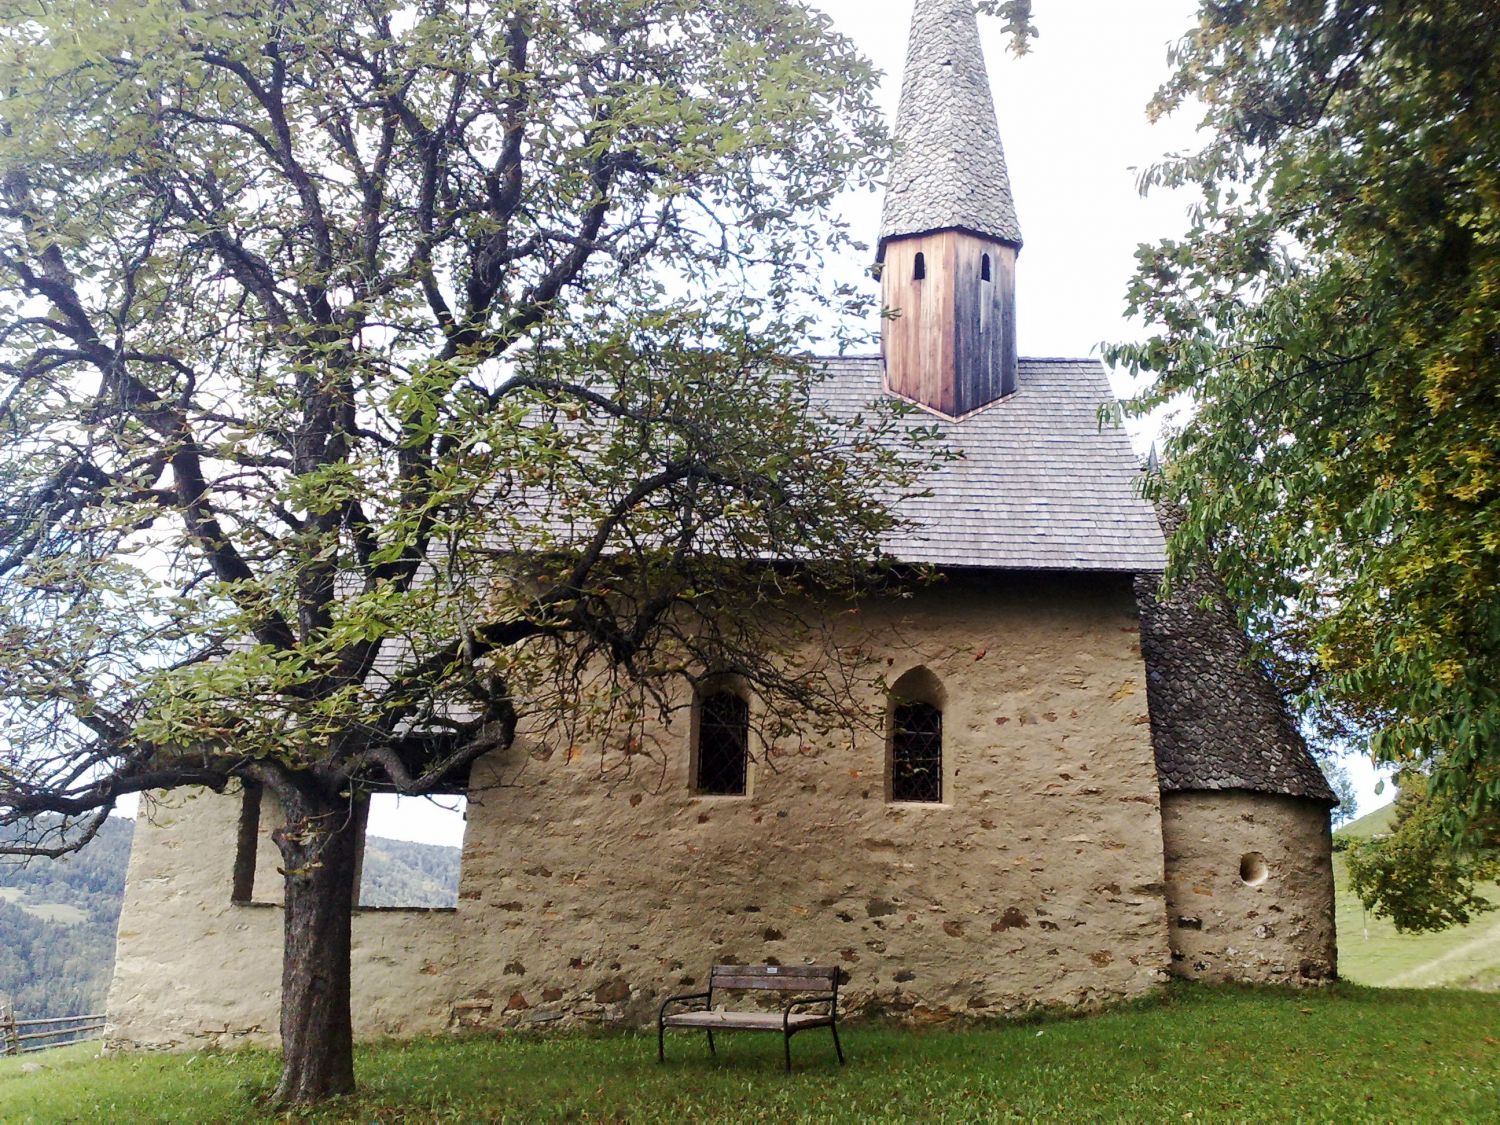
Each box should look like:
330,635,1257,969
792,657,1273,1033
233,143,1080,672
891,701,942,802
696,691,748,795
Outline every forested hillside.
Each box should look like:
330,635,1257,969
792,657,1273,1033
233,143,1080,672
1,818,460,1017
358,837,462,909
0,817,133,1017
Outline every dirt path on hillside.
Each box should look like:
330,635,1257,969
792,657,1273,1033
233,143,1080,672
1385,914,1500,988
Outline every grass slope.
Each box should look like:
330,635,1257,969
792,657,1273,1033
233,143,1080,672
1338,802,1396,840
0,888,89,925
1334,803,1500,990
2,984,1496,1123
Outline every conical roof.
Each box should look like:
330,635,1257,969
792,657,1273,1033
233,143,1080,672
1136,506,1337,804
879,0,1023,256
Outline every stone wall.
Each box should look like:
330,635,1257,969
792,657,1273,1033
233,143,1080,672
1160,789,1336,984
106,786,463,1049
107,572,1174,1047
448,572,1171,1027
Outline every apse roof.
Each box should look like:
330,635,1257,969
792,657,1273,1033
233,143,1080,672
1136,507,1337,803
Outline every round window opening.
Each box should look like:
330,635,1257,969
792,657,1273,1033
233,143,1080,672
1239,852,1269,886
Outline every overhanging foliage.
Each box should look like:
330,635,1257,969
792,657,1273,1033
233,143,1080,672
1111,0,1500,923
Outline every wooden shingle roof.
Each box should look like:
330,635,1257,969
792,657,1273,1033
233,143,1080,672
812,356,1164,571
1135,508,1337,803
879,0,1023,254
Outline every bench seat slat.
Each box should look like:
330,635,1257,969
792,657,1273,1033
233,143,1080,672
662,1010,833,1031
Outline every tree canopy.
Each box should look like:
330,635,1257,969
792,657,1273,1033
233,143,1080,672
1113,0,1500,928
0,0,931,1101
1342,770,1500,932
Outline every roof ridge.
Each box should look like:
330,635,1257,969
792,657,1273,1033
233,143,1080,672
1015,356,1103,364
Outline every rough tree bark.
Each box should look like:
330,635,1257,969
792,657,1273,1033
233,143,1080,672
271,786,360,1104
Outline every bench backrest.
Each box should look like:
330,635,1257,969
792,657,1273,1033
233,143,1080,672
709,964,838,993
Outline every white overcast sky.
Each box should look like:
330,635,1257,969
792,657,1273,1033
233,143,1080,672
122,1,1384,846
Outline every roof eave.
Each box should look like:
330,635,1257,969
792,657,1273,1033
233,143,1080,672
875,224,1025,263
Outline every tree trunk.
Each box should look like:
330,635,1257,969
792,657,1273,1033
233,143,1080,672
271,793,360,1105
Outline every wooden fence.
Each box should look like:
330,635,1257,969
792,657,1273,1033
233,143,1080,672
0,1004,105,1056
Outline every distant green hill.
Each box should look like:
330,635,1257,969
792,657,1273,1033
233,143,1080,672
1337,801,1396,840
1334,802,1500,989
0,817,460,1018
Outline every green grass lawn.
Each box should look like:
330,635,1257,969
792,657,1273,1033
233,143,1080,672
1335,804,1500,989
2,984,1497,1123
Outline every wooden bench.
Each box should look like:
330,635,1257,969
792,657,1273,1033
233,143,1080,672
658,964,845,1073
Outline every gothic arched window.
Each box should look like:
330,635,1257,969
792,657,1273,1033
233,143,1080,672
694,689,749,796
888,667,946,803
981,253,992,282
913,251,926,280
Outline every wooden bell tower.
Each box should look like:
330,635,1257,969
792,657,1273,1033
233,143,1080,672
879,0,1022,419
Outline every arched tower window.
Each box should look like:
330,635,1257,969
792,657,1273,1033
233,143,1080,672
981,253,992,282
913,251,926,280
888,667,946,803
694,689,749,796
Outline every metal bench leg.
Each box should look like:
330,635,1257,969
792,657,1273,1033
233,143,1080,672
784,1031,793,1074
830,1021,845,1065
705,1028,715,1056
658,1021,665,1063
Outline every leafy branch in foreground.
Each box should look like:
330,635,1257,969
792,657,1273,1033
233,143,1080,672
1110,1,1500,925
1343,773,1500,933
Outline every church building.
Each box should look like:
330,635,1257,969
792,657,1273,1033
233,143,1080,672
105,0,1337,1048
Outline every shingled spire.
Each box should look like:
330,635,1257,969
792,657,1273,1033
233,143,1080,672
879,0,1021,418
880,0,1022,250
